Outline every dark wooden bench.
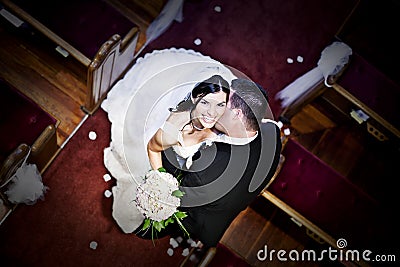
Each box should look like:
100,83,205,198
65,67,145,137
0,0,140,114
0,77,58,208
263,138,382,247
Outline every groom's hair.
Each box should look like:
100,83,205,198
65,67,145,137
230,79,269,131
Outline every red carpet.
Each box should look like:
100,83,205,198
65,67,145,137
0,0,358,266
0,110,187,266
144,0,357,116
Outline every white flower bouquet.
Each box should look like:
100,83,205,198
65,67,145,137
135,168,189,239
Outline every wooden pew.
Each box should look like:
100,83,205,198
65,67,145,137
0,78,58,211
1,0,140,114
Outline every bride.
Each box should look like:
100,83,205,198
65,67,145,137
101,48,237,233
148,74,230,171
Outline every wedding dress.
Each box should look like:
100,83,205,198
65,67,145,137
101,48,237,233
161,120,216,169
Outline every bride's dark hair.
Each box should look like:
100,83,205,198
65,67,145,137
171,74,230,112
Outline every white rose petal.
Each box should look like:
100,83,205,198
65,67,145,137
287,58,293,64
167,248,174,256
190,240,198,247
89,241,98,250
170,238,179,248
103,174,112,182
176,236,183,243
104,190,112,198
182,248,190,257
88,131,97,140
297,55,304,63
194,38,202,46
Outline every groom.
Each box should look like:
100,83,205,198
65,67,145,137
162,78,282,249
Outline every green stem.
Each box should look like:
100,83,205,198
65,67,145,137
173,214,190,238
151,222,155,247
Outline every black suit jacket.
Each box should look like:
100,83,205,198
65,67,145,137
162,122,281,248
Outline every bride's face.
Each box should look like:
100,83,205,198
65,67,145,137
192,90,227,129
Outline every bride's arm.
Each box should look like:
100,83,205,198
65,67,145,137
148,111,189,169
147,121,181,170
147,130,167,170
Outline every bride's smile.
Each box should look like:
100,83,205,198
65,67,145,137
201,115,216,124
192,90,227,129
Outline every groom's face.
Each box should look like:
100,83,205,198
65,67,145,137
214,92,237,134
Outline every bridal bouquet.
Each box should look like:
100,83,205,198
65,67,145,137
135,168,189,239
